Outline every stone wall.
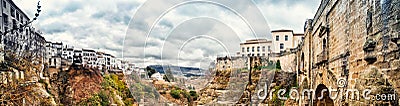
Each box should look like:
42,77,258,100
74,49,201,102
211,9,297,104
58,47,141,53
297,0,400,105
270,53,297,72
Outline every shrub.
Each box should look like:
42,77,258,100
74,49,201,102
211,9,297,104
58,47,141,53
276,60,282,70
183,91,190,99
189,90,198,100
189,91,197,97
98,91,110,106
82,91,109,106
170,90,181,99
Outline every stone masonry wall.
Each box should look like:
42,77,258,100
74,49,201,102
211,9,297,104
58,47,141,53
297,0,399,105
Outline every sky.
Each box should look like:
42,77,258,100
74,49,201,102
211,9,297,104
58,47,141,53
14,0,320,68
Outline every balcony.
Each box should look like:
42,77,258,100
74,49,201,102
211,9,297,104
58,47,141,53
316,50,328,64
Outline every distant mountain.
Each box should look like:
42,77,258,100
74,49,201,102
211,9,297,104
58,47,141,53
147,65,204,77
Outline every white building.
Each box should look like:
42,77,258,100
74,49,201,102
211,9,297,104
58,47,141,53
96,52,105,70
82,49,97,67
150,72,164,81
114,58,121,69
45,42,62,58
61,47,74,63
104,53,114,70
45,42,63,67
137,68,148,79
271,29,304,54
119,60,130,71
73,49,83,65
1,0,46,60
239,39,272,57
96,52,115,71
123,63,135,75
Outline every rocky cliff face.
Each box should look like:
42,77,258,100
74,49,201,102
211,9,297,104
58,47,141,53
197,69,232,105
0,54,56,105
45,65,135,105
47,65,103,104
0,55,134,105
262,71,297,105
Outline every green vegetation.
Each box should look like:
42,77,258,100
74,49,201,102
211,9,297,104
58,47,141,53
170,89,181,99
168,87,199,104
270,86,283,105
187,85,195,90
131,82,159,100
262,60,282,70
189,90,198,100
82,91,110,106
239,68,249,73
276,60,282,70
102,74,127,92
81,74,134,106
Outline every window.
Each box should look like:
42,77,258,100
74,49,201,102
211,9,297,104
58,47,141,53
3,1,6,8
10,8,15,17
262,53,265,56
19,24,22,32
280,43,284,49
247,47,249,52
262,46,265,52
242,47,245,52
20,15,23,22
276,35,279,41
285,35,288,41
16,12,19,21
268,46,271,51
257,54,260,57
12,19,16,29
252,47,254,52
257,46,260,52
3,14,8,25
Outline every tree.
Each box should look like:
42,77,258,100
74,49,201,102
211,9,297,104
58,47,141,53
146,66,156,76
189,90,198,100
276,60,282,70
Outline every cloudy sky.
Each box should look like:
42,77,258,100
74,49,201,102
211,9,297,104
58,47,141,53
14,0,319,68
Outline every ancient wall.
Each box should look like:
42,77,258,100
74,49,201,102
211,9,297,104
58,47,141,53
297,0,400,105
270,53,297,72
